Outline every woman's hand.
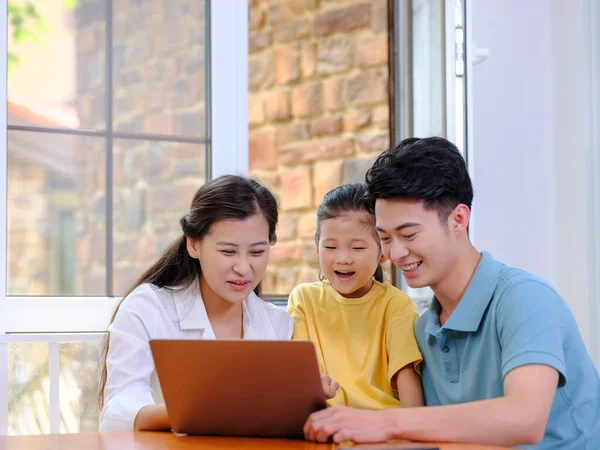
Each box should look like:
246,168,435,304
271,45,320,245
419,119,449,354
320,373,340,399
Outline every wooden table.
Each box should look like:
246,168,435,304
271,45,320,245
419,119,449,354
0,432,512,449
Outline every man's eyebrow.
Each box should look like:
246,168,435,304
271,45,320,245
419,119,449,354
376,222,421,233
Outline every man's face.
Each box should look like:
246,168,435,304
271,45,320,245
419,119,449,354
375,199,458,290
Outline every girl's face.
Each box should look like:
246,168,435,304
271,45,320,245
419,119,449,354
317,211,383,298
187,214,271,304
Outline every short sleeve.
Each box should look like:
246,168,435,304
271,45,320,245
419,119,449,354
386,302,423,385
99,291,159,432
496,280,567,387
287,286,310,341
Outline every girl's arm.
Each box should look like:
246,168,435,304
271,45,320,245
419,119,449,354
134,404,170,431
394,365,424,407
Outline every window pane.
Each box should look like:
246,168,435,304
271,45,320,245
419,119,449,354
411,0,444,137
112,0,207,137
112,139,206,296
248,1,391,295
7,0,106,129
7,131,106,296
7,341,102,436
59,342,102,433
8,343,49,435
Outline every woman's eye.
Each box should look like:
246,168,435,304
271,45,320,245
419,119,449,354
403,233,417,240
353,247,366,251
221,250,235,255
379,237,390,243
324,246,336,250
250,251,265,256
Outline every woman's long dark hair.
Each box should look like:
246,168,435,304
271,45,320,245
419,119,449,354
315,183,384,283
98,175,278,409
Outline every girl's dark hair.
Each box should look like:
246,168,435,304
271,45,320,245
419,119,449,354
366,137,473,223
315,183,384,283
98,175,278,409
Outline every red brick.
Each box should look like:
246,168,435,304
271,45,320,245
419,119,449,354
275,44,300,84
317,36,354,75
278,213,298,240
301,42,317,78
314,3,371,36
313,159,343,205
292,83,322,117
264,90,291,122
355,37,388,67
271,242,302,262
347,70,388,106
298,212,316,239
280,165,313,210
280,138,354,165
276,122,310,146
372,105,389,130
249,8,265,31
248,95,265,126
343,109,371,131
355,133,390,154
323,77,345,111
249,129,277,170
249,31,272,54
310,115,343,137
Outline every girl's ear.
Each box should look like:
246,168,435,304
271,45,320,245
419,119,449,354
186,237,199,259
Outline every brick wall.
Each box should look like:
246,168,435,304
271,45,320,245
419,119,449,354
248,0,392,295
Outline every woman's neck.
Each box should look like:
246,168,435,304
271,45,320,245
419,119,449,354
199,276,243,333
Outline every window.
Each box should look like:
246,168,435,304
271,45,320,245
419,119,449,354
1,0,248,435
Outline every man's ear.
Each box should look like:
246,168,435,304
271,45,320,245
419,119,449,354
451,204,471,234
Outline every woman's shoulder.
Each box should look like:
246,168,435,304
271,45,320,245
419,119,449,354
246,292,293,339
116,283,178,318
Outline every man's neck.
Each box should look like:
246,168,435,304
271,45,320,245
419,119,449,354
432,245,482,324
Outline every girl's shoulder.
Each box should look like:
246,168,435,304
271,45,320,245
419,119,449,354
372,281,417,313
290,281,325,297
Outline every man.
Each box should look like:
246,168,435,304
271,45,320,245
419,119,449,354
304,137,600,448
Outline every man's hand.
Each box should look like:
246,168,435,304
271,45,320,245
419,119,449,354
320,373,340,400
304,405,398,443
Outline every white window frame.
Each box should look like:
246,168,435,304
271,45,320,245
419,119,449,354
0,0,249,334
585,0,600,366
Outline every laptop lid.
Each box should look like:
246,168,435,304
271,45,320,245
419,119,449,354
150,339,327,438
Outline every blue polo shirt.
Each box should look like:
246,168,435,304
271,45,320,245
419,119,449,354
416,252,600,449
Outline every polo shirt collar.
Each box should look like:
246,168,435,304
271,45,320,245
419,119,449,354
425,251,502,334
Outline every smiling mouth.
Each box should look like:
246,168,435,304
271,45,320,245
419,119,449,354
334,270,355,280
400,261,422,272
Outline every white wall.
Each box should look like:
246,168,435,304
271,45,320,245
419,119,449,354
470,0,597,362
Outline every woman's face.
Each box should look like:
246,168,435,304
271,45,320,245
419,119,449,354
187,214,271,304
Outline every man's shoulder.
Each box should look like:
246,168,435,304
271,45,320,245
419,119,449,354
494,263,563,307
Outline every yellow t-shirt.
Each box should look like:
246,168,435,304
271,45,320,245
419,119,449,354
287,280,422,409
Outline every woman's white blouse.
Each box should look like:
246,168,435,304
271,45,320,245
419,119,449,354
99,282,293,432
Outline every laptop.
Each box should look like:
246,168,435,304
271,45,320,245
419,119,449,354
149,339,327,438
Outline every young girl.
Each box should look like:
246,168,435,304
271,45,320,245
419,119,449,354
98,175,293,432
288,184,423,409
